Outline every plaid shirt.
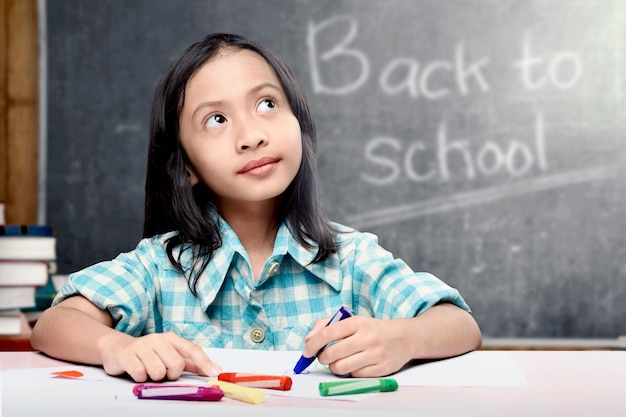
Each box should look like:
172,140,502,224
54,218,470,350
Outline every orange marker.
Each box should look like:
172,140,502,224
218,372,293,391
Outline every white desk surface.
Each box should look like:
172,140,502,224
1,350,624,416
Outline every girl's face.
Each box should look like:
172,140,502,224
179,47,302,211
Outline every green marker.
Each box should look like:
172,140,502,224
318,378,398,396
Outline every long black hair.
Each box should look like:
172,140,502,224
143,33,337,294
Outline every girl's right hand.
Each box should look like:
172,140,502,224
101,332,222,382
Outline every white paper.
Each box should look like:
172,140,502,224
0,349,528,413
201,348,529,395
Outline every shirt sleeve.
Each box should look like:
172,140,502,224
52,238,160,336
347,230,471,319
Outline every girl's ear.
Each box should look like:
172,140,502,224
186,165,200,186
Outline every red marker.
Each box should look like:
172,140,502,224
218,372,293,391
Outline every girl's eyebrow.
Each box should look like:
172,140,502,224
191,82,283,120
249,82,282,97
191,99,224,120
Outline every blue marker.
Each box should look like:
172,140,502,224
293,306,353,374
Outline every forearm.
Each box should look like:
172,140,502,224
30,298,131,365
405,302,482,360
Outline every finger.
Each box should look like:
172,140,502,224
311,318,331,333
303,318,356,358
318,333,363,366
138,349,169,381
349,364,389,378
303,318,330,343
326,337,399,378
320,318,359,349
122,354,151,382
326,348,374,377
169,334,222,376
153,343,187,380
102,359,127,378
103,348,153,382
347,353,399,378
183,357,217,377
318,324,377,370
340,363,381,378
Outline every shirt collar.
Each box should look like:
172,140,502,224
279,222,342,290
189,215,342,310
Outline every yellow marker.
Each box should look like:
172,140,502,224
206,380,264,405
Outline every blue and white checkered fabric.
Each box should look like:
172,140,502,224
54,217,470,350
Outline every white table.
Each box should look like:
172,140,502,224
1,350,624,416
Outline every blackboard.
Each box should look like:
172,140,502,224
45,0,626,338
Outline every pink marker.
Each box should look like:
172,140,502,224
133,383,224,401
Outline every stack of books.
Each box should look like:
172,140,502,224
0,225,57,335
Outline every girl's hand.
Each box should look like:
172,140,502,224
303,315,412,377
101,332,222,382
303,304,481,377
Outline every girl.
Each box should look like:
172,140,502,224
31,33,481,382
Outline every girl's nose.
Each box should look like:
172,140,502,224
237,119,268,151
240,139,266,151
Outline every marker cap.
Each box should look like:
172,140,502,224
293,355,316,375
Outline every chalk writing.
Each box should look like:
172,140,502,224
378,42,490,98
307,16,369,95
361,112,547,185
308,16,490,98
513,31,583,90
307,15,586,205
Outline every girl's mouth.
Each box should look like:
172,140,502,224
238,156,280,175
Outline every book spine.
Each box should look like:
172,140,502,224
0,225,55,236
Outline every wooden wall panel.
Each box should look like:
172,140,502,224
1,0,39,224
0,0,7,208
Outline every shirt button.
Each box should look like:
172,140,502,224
267,262,280,276
250,327,265,343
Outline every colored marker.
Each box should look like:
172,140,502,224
206,380,264,404
218,372,293,390
50,369,102,381
293,306,353,374
318,378,398,396
133,383,224,401
51,370,84,379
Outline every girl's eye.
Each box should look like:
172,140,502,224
257,98,276,112
205,113,227,127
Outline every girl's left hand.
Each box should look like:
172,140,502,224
302,315,412,377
